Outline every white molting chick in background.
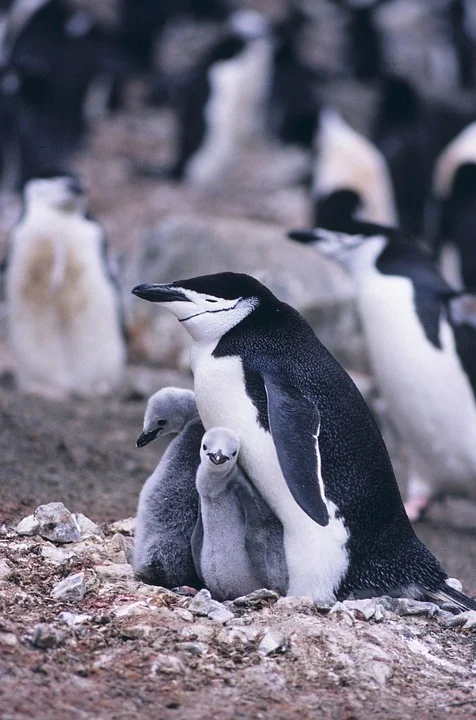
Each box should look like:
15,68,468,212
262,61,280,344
6,174,126,399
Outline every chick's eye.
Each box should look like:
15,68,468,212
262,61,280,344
232,451,237,457
203,444,207,451
205,298,217,303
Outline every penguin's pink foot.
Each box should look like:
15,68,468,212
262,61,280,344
404,495,430,522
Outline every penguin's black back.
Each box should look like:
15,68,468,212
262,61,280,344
211,295,447,597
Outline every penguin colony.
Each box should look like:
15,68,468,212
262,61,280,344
1,1,476,608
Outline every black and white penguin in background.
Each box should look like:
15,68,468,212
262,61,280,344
136,9,274,185
288,219,476,525
6,173,126,398
132,272,476,610
428,121,476,290
372,74,476,237
312,108,397,228
0,0,126,186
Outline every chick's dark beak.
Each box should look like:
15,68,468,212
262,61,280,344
207,450,229,465
136,427,160,448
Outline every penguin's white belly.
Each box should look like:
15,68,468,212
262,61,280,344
191,343,349,601
358,275,476,494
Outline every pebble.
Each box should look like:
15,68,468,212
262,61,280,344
150,654,185,676
114,600,155,618
175,609,194,623
232,589,279,608
73,513,102,539
0,632,18,646
109,517,136,535
34,503,81,544
444,610,476,631
94,563,134,579
258,629,288,656
41,544,75,565
176,641,208,656
51,571,86,603
188,589,216,616
275,596,315,613
0,559,12,580
15,515,39,536
208,606,235,624
31,623,62,649
58,611,91,626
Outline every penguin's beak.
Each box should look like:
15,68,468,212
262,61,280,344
131,283,191,303
136,426,162,448
207,450,228,465
287,229,319,244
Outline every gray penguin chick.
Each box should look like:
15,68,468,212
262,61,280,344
192,427,288,601
133,387,203,589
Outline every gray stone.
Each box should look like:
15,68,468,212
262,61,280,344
150,654,186,676
207,606,234,624
444,610,476,631
0,558,12,580
0,632,18,646
176,641,208,656
175,609,194,623
94,563,134,579
188,589,215,616
31,623,62,649
258,629,288,656
41,544,75,565
58,611,91,626
73,513,102,539
51,571,86,603
392,599,440,617
275,596,315,614
233,589,279,608
15,514,39,536
108,517,136,535
34,503,81,544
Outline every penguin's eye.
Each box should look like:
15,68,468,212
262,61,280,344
232,451,237,457
205,298,217,303
203,444,207,451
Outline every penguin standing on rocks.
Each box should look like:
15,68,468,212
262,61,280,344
288,221,476,525
132,272,476,610
192,427,288,601
6,173,126,398
133,387,204,589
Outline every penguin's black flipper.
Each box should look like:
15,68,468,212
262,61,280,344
424,582,476,612
263,374,329,527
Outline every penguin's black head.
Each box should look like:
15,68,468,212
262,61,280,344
132,272,273,342
314,189,362,230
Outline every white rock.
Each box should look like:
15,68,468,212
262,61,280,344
258,629,288,656
175,609,194,623
446,578,463,592
51,571,86,602
58,611,91,626
15,515,39,536
41,544,75,565
176,641,208,656
34,503,81,544
73,513,102,539
0,559,11,580
0,632,18,646
208,606,235,624
150,654,185,676
94,563,134,579
444,610,476,631
109,517,136,535
188,589,215,616
114,600,155,618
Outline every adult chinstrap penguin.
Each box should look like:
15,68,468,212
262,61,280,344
133,386,204,590
192,426,288,601
6,173,126,398
288,221,476,528
132,271,476,610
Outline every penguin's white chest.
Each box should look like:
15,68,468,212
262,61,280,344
190,341,349,601
357,273,476,491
